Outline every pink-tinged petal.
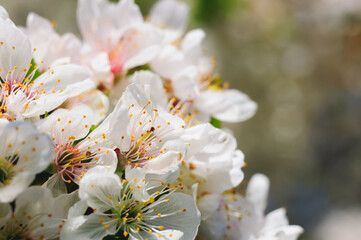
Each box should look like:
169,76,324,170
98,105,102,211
77,0,142,51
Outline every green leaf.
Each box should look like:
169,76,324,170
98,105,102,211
45,163,56,175
73,125,98,146
126,64,151,76
193,0,244,23
210,117,222,129
26,59,41,81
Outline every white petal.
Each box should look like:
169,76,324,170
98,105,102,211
0,122,53,201
149,0,189,42
143,151,182,174
37,104,95,142
24,64,95,117
260,208,303,240
81,51,111,86
93,148,118,174
130,229,184,240
6,90,29,118
194,89,258,123
224,194,263,240
197,193,222,220
172,66,200,100
26,12,54,35
274,225,304,240
198,211,227,240
0,6,9,20
80,113,115,150
24,13,57,70
14,186,52,213
0,202,11,227
146,166,180,190
46,190,79,219
198,150,244,194
0,18,32,81
150,45,187,79
77,0,142,50
0,121,53,174
68,200,88,218
61,214,117,240
84,164,116,176
110,83,150,151
117,0,143,28
122,24,163,72
125,166,150,202
229,150,245,186
131,70,168,109
145,192,201,240
43,174,68,197
182,124,242,192
263,208,289,231
79,171,122,212
0,118,8,130
194,125,237,156
246,173,270,213
39,33,82,70
0,172,34,203
181,29,205,62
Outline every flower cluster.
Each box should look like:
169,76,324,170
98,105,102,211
0,1,303,239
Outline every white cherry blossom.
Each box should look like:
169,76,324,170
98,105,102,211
175,123,245,195
65,89,110,124
198,174,303,240
0,186,78,240
77,0,163,80
0,13,95,120
151,29,257,123
110,81,185,174
148,0,190,43
61,167,201,240
23,12,112,87
37,104,117,196
0,121,53,203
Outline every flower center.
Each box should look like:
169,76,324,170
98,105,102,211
108,30,138,76
0,158,15,186
54,144,96,183
113,200,143,229
0,216,33,240
0,61,40,120
119,129,158,167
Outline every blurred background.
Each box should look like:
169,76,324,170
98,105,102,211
1,0,361,239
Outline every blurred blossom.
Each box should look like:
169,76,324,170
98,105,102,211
315,208,361,240
281,45,315,78
314,0,361,19
0,0,360,239
271,106,305,141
